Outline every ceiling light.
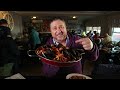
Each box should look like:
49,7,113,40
73,16,76,19
32,16,37,19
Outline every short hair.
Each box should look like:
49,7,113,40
50,17,65,23
0,19,8,25
0,26,11,38
50,17,66,28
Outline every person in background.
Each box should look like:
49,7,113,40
28,26,41,49
93,31,101,48
86,30,93,41
93,31,97,39
0,19,12,37
0,19,8,27
41,18,99,79
0,26,20,77
102,33,112,46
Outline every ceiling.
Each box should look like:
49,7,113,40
13,11,119,22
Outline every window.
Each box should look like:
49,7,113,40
86,26,101,34
112,27,120,42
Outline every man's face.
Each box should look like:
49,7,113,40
50,19,67,42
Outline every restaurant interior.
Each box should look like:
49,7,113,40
1,11,120,79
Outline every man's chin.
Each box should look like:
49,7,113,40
55,36,66,42
56,38,65,42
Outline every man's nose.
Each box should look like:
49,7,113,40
56,29,62,35
57,28,62,32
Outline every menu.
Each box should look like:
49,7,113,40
5,73,26,79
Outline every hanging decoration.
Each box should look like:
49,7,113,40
0,11,14,31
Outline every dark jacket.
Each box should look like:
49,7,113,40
0,27,20,67
41,32,99,78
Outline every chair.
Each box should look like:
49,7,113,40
0,63,14,77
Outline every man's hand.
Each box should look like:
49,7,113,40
75,37,93,51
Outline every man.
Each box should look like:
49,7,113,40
0,19,11,37
0,19,8,26
102,33,112,46
0,19,20,76
41,18,99,79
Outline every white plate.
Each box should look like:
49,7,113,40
66,73,92,79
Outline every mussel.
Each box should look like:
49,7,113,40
36,44,85,62
42,48,56,60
